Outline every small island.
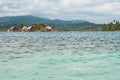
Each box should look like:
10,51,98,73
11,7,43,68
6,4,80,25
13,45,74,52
7,23,57,32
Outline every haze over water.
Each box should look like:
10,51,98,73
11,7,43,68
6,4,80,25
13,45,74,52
0,32,120,80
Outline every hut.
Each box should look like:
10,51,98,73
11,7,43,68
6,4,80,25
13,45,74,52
27,26,34,32
7,26,18,32
21,26,28,32
43,26,52,32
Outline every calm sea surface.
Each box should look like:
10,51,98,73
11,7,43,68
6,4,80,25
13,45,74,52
0,32,120,80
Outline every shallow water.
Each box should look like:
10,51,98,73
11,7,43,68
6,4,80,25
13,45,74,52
0,32,120,80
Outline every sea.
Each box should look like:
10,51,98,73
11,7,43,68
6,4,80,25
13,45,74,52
0,32,120,80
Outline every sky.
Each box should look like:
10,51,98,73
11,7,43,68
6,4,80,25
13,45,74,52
0,0,120,23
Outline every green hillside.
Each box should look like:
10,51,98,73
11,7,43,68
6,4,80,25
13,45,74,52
0,15,101,31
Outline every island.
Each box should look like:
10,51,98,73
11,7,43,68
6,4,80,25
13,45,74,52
7,23,57,32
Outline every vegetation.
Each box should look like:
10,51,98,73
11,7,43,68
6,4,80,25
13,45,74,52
101,20,120,31
58,23,101,31
32,23,55,31
0,15,101,31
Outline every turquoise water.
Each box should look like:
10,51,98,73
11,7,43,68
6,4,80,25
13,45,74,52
0,32,120,80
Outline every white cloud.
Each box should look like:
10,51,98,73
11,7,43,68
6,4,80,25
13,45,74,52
0,0,120,23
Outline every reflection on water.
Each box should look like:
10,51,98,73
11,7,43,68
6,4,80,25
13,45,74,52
0,32,120,80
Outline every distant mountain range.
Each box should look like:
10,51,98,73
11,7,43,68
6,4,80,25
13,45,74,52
0,15,102,31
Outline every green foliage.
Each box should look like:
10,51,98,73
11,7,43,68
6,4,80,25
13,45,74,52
101,20,120,31
32,23,46,31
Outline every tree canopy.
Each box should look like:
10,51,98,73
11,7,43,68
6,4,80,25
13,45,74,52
101,20,120,31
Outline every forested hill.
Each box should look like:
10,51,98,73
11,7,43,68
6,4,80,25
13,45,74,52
0,15,101,31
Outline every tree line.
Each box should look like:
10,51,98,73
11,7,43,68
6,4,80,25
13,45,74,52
101,20,120,31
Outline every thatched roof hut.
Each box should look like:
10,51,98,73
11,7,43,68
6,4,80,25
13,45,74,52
7,26,18,32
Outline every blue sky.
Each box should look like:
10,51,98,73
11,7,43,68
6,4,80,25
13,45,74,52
0,0,120,23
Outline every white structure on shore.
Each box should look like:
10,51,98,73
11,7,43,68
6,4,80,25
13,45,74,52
27,26,33,32
42,26,52,32
7,26,18,32
21,26,28,32
21,26,33,32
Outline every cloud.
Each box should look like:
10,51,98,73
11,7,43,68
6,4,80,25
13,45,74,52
0,0,120,23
